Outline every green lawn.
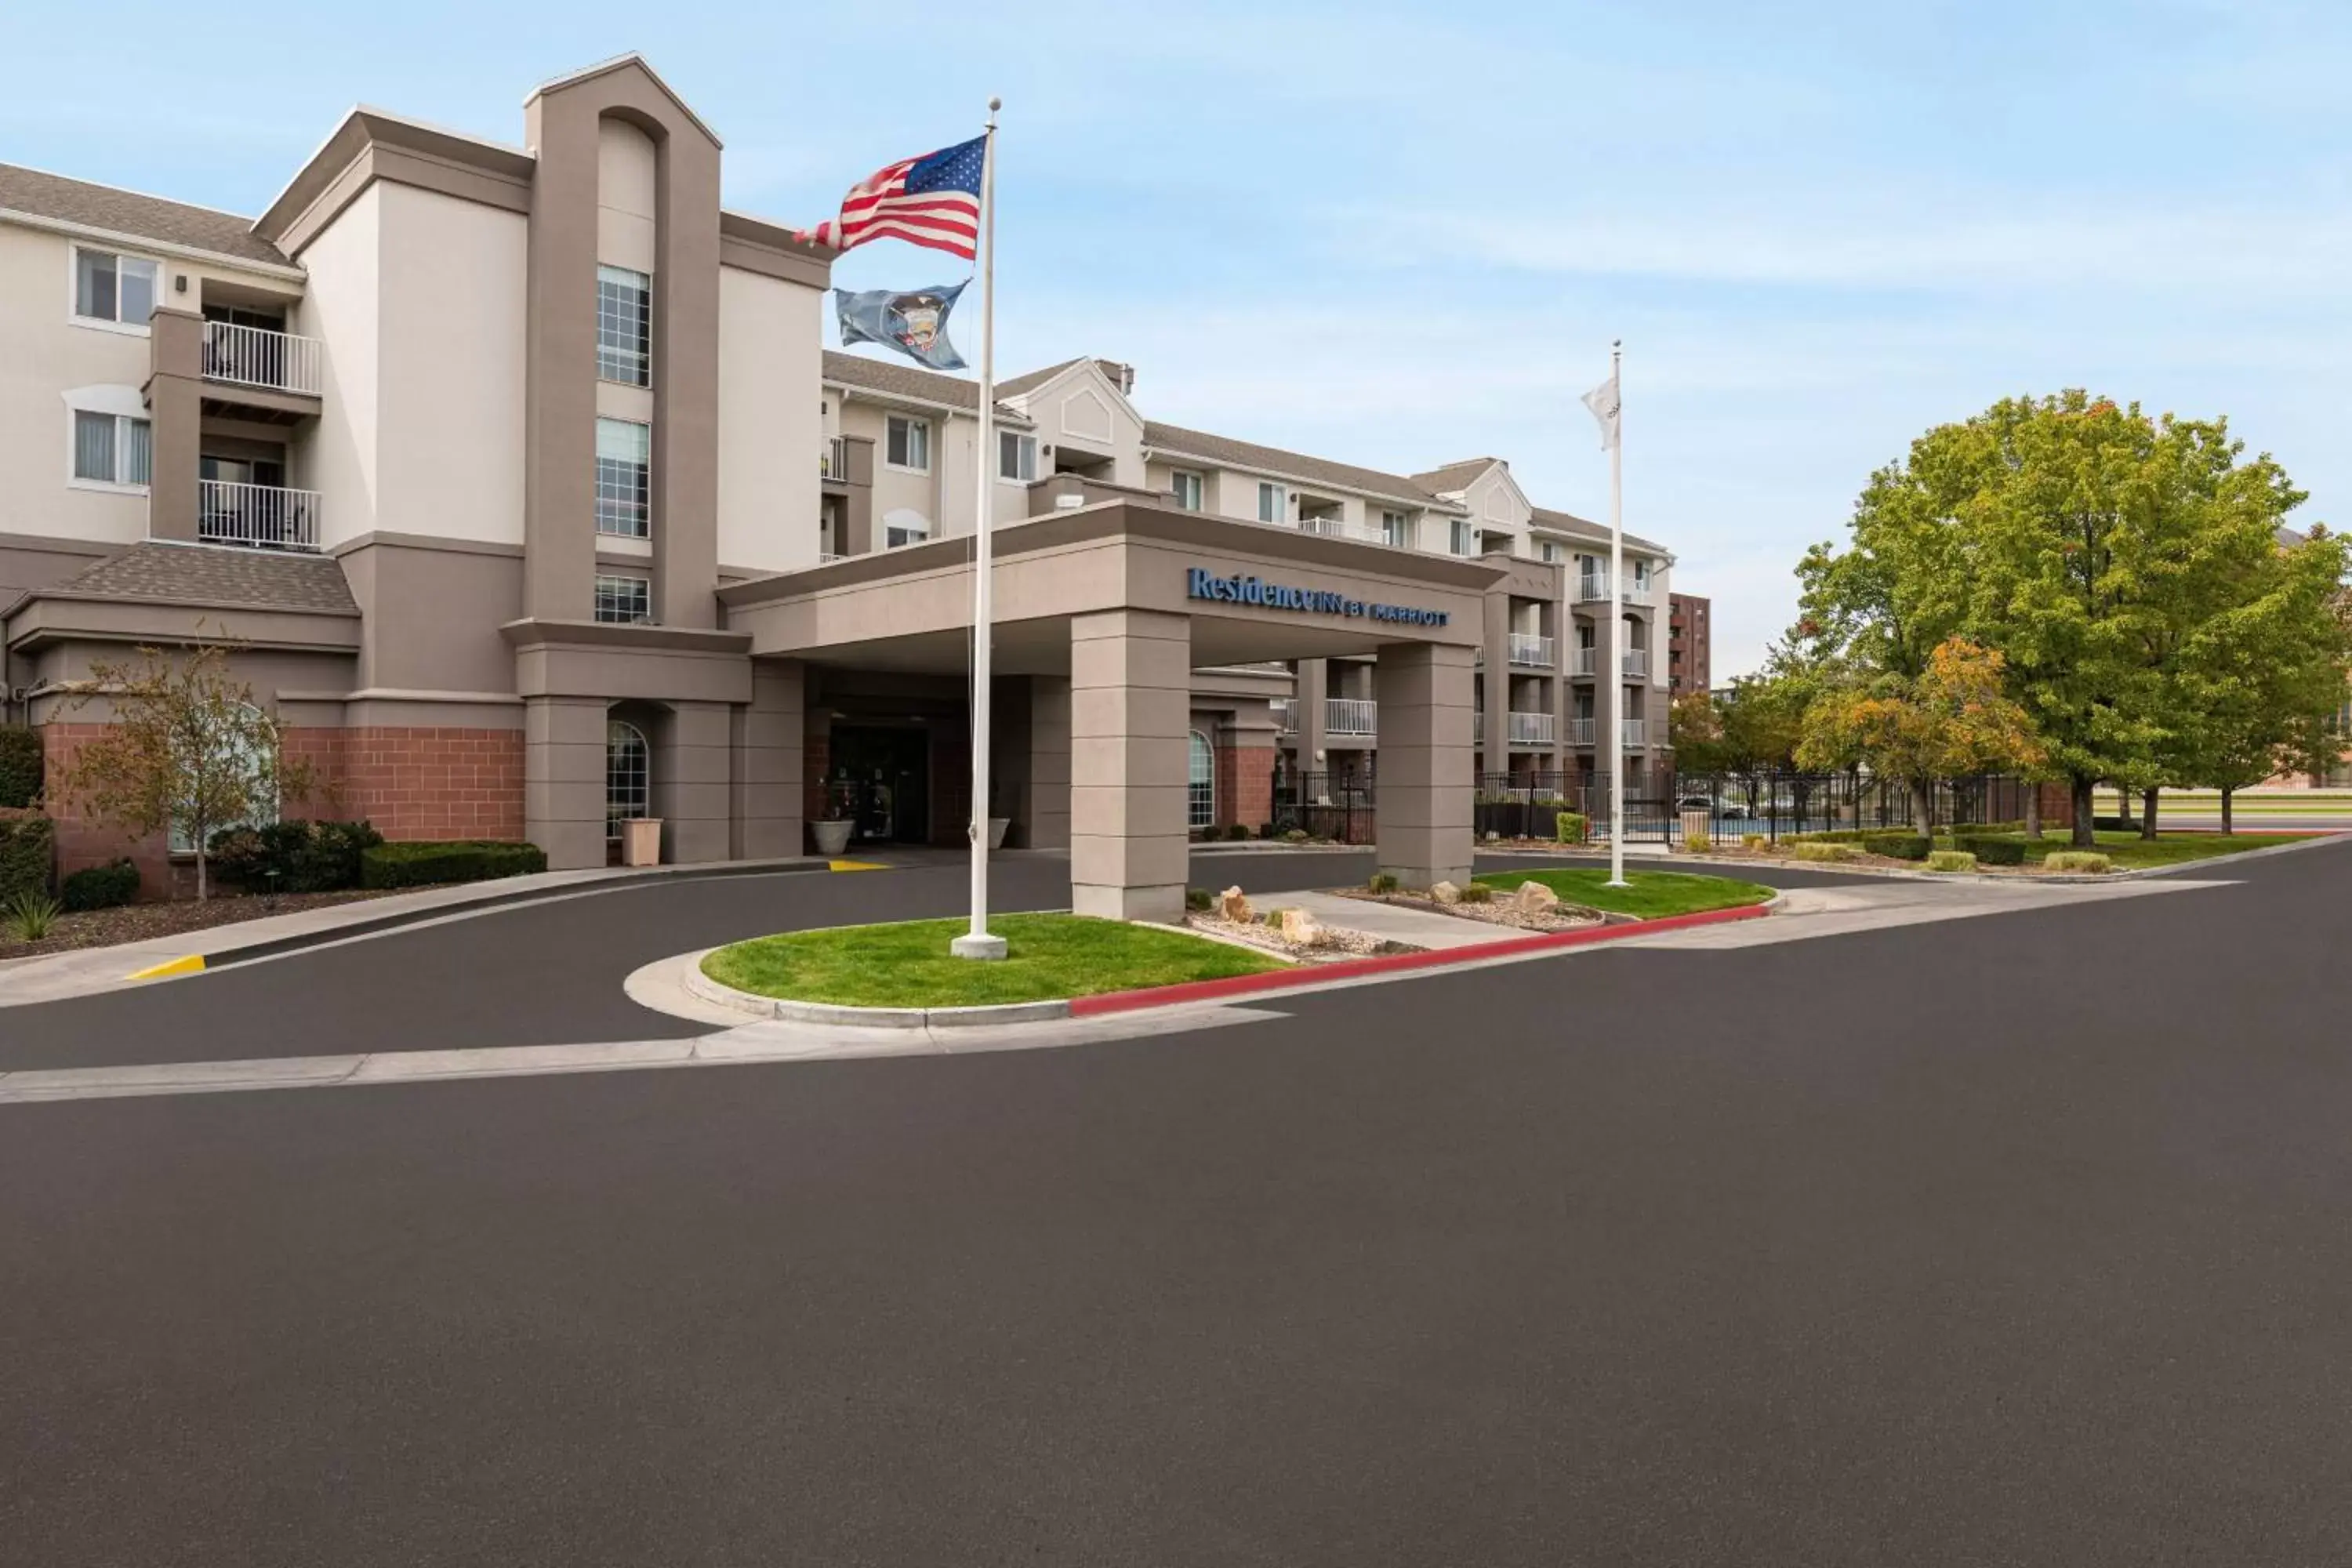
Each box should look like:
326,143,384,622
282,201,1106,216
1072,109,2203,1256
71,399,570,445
1472,866,1773,919
1993,830,2319,869
701,912,1285,1008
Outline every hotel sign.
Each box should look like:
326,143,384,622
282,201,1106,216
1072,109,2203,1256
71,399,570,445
1186,568,1451,627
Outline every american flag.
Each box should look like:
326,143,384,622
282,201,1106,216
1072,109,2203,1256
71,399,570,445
796,135,986,260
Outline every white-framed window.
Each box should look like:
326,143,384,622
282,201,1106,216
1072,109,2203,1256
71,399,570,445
998,430,1036,482
70,408,152,489
1188,730,1215,829
1381,510,1412,547
168,705,276,855
607,720,651,840
594,572,653,624
595,417,651,537
1538,539,1561,564
1258,481,1286,523
883,508,930,549
1450,519,1475,556
72,247,158,329
1170,470,1203,511
1634,557,1655,589
596,264,652,387
886,415,931,472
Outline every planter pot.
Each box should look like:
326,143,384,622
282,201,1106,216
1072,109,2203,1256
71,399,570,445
988,816,1011,851
621,817,662,868
811,819,854,857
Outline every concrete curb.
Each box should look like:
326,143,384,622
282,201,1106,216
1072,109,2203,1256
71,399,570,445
681,949,1071,1029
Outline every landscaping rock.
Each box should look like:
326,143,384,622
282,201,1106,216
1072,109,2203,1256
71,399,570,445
1430,880,1463,905
1218,886,1254,924
1279,907,1324,947
1512,880,1561,917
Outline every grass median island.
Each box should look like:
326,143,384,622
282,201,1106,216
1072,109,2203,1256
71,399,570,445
1472,866,1773,919
700,912,1287,1009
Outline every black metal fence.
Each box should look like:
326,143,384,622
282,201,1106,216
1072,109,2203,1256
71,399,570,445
1271,771,1376,844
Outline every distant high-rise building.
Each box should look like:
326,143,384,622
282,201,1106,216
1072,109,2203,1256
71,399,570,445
1668,593,1711,698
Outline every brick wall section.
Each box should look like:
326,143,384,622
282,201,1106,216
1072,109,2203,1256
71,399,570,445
326,728,525,841
38,724,523,900
1218,742,1275,831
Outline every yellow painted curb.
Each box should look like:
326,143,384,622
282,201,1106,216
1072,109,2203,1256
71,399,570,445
827,858,889,873
124,953,205,982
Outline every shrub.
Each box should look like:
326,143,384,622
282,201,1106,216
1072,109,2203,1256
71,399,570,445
1952,821,2025,840
60,858,139,911
1791,829,1872,844
1257,822,1276,840
1926,850,1977,873
1225,822,1252,841
1864,833,1931,861
359,840,547,890
1970,837,2027,866
0,726,40,810
5,889,60,941
1282,829,1308,844
1684,827,1713,852
1185,887,1212,912
211,818,385,894
2091,815,2137,833
1555,811,1588,844
1367,871,1399,894
1741,833,1767,850
0,812,54,902
2044,851,2114,874
1791,841,1860,863
1457,881,1494,904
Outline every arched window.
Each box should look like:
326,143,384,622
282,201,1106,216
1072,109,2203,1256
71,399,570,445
607,720,650,840
1188,730,1215,829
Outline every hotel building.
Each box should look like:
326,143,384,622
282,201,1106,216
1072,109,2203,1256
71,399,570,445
0,56,1677,917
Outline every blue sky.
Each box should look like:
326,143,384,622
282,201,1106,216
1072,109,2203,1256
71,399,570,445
11,0,2347,677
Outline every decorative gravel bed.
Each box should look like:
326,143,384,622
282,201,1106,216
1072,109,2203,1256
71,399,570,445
1183,911,1414,962
0,889,399,963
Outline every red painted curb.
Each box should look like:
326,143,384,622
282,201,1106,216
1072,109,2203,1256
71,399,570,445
1069,899,1773,1018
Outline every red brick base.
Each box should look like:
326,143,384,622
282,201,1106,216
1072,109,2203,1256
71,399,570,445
1218,742,1276,831
38,722,524,898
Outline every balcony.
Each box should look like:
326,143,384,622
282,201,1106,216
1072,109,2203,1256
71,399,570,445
1570,645,1597,677
1272,697,1299,734
1508,632,1555,668
1326,697,1377,736
1298,514,1381,545
1575,573,1658,608
198,479,321,552
201,321,323,399
1567,717,1597,746
821,437,848,480
1623,718,1651,749
1508,711,1555,746
1623,648,1649,677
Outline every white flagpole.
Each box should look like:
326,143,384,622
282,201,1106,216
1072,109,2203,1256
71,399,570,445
953,98,1006,960
1606,339,1628,888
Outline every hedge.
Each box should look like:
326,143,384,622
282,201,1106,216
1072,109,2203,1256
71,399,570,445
1926,850,1977,873
1970,837,2027,866
2091,815,2139,833
360,840,547,890
60,858,139,911
0,813,55,902
1555,811,1588,844
2044,851,2114,874
1863,833,1931,861
0,726,39,810
1791,841,1860,863
211,819,384,894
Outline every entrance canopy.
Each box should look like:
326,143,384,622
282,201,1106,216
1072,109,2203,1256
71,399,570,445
717,499,1503,672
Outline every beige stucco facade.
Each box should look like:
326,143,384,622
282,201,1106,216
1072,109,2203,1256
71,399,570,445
0,53,1686,911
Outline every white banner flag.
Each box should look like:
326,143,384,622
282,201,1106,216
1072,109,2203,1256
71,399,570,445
1581,373,1621,451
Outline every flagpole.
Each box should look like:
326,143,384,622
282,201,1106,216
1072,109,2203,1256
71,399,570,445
953,98,1006,960
1606,339,1628,888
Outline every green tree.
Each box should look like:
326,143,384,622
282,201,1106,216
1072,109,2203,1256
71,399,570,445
2169,527,2352,830
52,645,316,900
1667,691,1730,776
1796,638,2044,837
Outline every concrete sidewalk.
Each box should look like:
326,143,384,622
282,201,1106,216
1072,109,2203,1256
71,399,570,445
0,855,828,1008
